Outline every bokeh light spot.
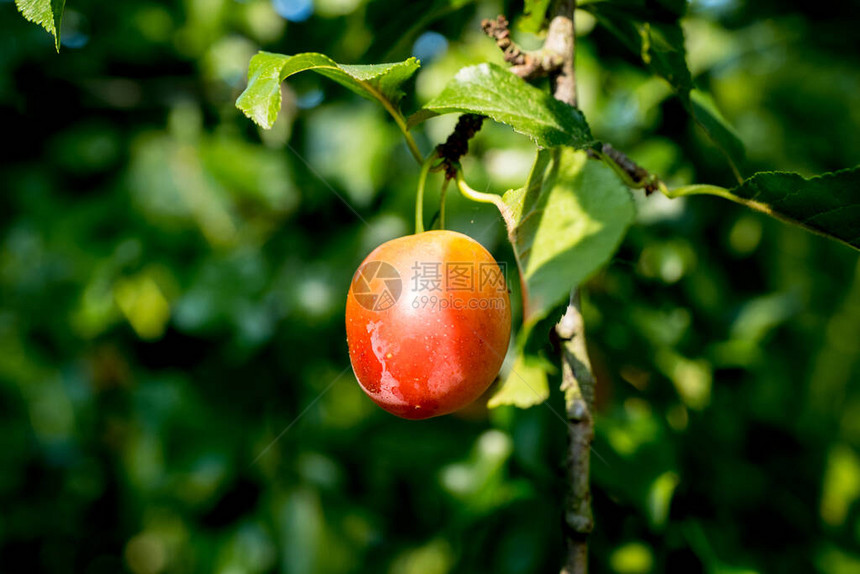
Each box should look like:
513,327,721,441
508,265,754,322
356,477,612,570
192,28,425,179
272,0,314,22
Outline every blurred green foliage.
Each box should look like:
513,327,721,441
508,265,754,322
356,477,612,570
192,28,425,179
1,0,859,573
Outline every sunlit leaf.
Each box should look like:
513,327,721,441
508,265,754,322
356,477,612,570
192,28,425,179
487,352,552,409
409,63,596,149
505,148,634,326
14,0,65,51
483,149,633,409
236,52,420,129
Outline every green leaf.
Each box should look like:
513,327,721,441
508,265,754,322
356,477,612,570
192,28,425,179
236,52,420,130
668,166,860,251
15,0,65,52
486,149,635,409
487,352,553,409
583,2,745,175
505,148,635,326
409,63,597,149
729,168,860,250
518,0,552,34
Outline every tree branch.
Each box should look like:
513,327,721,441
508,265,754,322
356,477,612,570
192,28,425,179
546,0,577,106
545,2,596,573
557,290,595,574
481,6,597,571
591,143,662,194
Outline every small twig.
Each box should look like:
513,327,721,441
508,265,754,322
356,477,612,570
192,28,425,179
481,15,526,66
481,11,664,198
481,15,563,80
436,114,484,180
591,144,662,194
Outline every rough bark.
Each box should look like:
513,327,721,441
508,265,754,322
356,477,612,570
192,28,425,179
545,3,596,573
557,291,595,574
482,3,598,571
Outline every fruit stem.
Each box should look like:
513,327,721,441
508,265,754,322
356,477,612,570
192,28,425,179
375,91,423,164
439,178,450,230
455,170,516,231
415,152,438,234
455,170,501,207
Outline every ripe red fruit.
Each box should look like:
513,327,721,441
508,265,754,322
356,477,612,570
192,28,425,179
346,230,512,419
